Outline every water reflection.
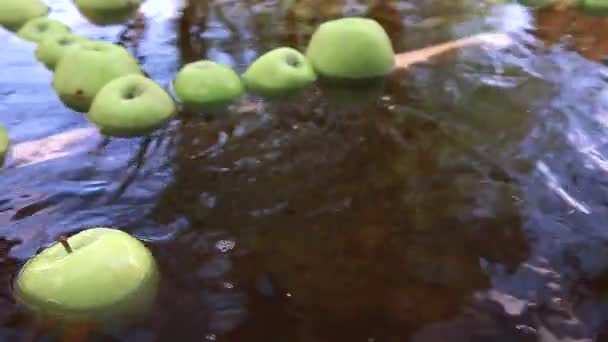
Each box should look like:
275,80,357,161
150,6,533,336
3,0,608,341
152,98,529,339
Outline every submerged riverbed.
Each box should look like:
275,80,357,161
3,0,608,341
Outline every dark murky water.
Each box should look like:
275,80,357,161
4,0,608,340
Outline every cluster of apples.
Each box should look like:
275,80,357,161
0,0,174,168
0,0,398,332
175,16,395,107
0,1,396,168
0,10,396,164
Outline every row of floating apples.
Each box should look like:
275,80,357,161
0,0,397,332
3,0,602,167
0,0,395,166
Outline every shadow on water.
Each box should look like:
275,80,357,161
5,0,608,341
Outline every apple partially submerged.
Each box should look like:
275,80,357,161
0,125,9,167
578,0,608,14
173,60,243,111
88,74,176,137
35,33,89,70
17,17,71,44
306,17,395,80
517,0,558,9
0,0,48,32
53,40,143,113
243,47,317,97
74,0,144,26
14,228,159,324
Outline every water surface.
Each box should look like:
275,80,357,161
2,0,608,341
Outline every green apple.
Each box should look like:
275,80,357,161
53,40,143,113
88,74,176,137
35,33,89,70
0,125,9,167
578,0,608,14
173,60,244,111
305,17,395,80
242,47,317,97
517,0,558,8
17,17,71,44
14,227,159,324
0,0,48,32
74,0,144,26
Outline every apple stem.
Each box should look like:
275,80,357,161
59,236,73,254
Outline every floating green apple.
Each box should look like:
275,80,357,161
53,40,143,113
0,125,9,167
14,228,159,324
88,74,176,137
17,17,71,44
305,17,395,80
74,0,144,26
517,0,558,8
578,0,608,14
173,60,244,111
0,0,48,32
35,33,89,70
242,47,317,97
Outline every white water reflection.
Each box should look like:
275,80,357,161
537,160,591,214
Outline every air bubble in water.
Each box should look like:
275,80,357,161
215,240,235,253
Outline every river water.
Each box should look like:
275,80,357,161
2,0,608,341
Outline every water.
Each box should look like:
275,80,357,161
2,0,608,340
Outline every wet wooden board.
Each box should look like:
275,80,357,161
394,32,512,69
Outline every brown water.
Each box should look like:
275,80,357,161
3,0,608,341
